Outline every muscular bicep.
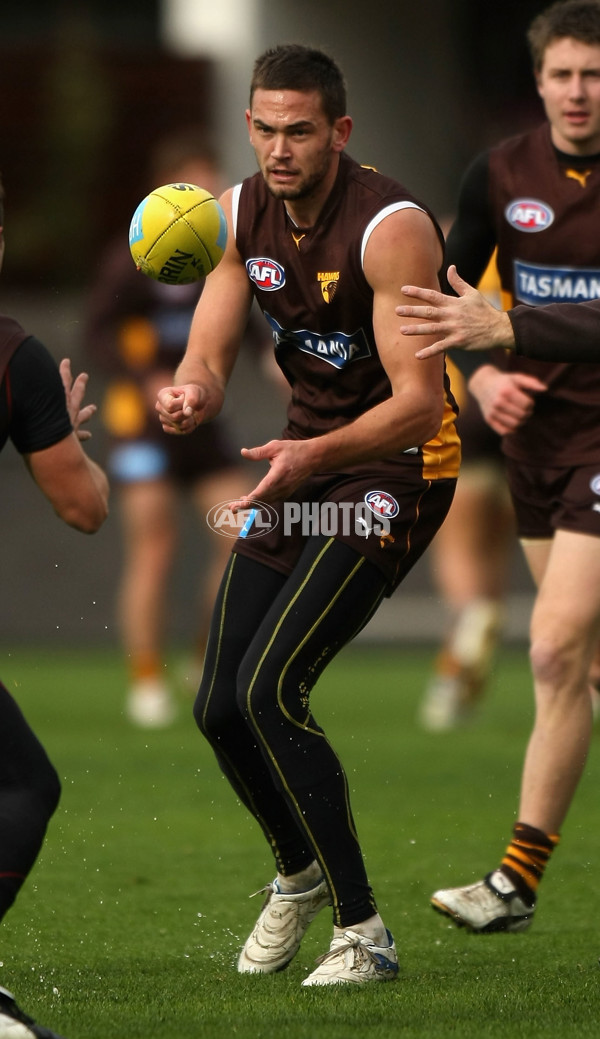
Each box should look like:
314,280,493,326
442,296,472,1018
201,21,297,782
364,206,445,397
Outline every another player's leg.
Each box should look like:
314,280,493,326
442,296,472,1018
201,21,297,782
432,530,600,931
587,640,600,718
420,464,514,731
183,466,252,694
117,478,178,727
0,683,61,920
0,683,65,1038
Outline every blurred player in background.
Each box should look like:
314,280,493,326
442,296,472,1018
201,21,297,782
85,130,262,727
419,251,516,730
0,172,109,1037
402,0,600,936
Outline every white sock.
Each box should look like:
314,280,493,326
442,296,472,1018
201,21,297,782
334,912,388,947
276,860,322,893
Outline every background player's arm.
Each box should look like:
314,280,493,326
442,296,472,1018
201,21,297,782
443,151,497,379
156,188,254,435
26,434,109,533
23,357,109,533
443,156,547,434
232,207,446,505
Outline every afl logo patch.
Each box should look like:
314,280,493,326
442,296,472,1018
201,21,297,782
590,474,600,496
505,199,554,233
246,257,286,291
364,490,400,520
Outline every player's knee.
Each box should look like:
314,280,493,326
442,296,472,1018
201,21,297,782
529,628,583,691
241,667,308,732
192,680,235,740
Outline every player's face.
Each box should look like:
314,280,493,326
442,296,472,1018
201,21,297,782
246,89,351,213
537,37,600,154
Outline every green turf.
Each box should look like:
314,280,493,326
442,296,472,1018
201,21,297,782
1,644,599,1038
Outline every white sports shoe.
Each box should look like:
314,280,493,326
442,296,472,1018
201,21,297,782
419,673,473,731
126,678,176,728
431,870,534,933
238,877,331,973
0,986,66,1038
301,929,399,987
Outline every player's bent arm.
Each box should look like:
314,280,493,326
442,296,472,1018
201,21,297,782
235,210,447,505
303,208,446,470
160,188,254,432
26,433,109,533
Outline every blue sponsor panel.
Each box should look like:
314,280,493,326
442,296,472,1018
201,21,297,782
513,260,600,306
263,312,371,370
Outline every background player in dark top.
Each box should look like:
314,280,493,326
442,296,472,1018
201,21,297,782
156,44,459,987
401,0,600,937
419,252,516,731
0,175,108,1037
85,131,261,728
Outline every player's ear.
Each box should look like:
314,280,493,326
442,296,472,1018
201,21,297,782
332,115,352,153
245,109,253,139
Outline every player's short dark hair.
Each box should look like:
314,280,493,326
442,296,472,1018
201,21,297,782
528,0,600,70
0,172,4,227
249,44,347,123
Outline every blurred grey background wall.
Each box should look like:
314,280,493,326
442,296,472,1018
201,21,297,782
0,0,546,648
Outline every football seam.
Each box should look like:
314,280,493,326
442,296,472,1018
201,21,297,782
145,199,216,257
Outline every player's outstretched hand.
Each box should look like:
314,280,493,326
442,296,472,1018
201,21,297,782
60,358,96,440
228,439,313,510
396,265,515,357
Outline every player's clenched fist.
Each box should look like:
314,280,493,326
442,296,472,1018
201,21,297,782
156,384,207,434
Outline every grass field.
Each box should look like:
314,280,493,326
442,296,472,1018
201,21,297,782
1,644,599,1038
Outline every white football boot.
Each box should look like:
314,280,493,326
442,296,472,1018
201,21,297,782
126,677,176,728
238,877,331,973
301,929,399,986
431,870,534,933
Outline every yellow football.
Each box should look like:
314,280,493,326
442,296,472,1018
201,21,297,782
128,182,227,284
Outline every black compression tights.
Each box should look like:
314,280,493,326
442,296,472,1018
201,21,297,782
0,681,61,920
194,535,390,928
